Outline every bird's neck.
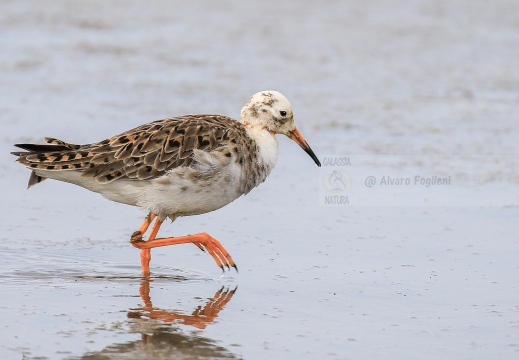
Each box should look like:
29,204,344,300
240,124,278,193
251,126,278,168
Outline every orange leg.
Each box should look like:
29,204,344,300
130,215,237,275
131,213,157,277
138,213,156,234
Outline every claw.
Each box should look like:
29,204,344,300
194,242,206,252
130,231,143,243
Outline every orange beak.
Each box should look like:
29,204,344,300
288,128,321,167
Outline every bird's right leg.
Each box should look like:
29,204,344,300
131,217,237,273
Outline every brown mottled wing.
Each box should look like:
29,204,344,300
13,115,247,184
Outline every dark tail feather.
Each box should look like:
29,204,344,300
12,138,82,155
12,143,71,153
27,171,46,189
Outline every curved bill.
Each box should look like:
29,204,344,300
288,128,321,167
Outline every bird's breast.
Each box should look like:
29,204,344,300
238,127,278,194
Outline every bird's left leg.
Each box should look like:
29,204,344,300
130,212,157,277
131,212,156,240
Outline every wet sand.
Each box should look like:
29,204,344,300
1,1,519,359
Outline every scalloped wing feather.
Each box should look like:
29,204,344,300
12,115,248,185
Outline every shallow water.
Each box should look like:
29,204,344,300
2,0,519,359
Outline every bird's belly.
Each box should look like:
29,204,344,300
133,162,243,218
94,176,241,219
154,181,240,217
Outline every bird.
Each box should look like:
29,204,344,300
12,90,321,276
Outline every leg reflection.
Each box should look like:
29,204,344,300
129,279,237,330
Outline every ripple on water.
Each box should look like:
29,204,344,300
0,247,217,285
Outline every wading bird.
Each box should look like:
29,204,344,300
12,91,321,276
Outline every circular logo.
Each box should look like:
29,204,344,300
322,169,352,193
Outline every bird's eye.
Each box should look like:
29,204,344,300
280,111,287,117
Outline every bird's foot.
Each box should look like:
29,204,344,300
130,230,144,244
193,233,238,272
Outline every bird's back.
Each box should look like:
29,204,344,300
13,115,251,186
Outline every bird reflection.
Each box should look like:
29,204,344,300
128,278,237,329
77,279,240,359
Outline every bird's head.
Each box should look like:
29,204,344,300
241,90,321,167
